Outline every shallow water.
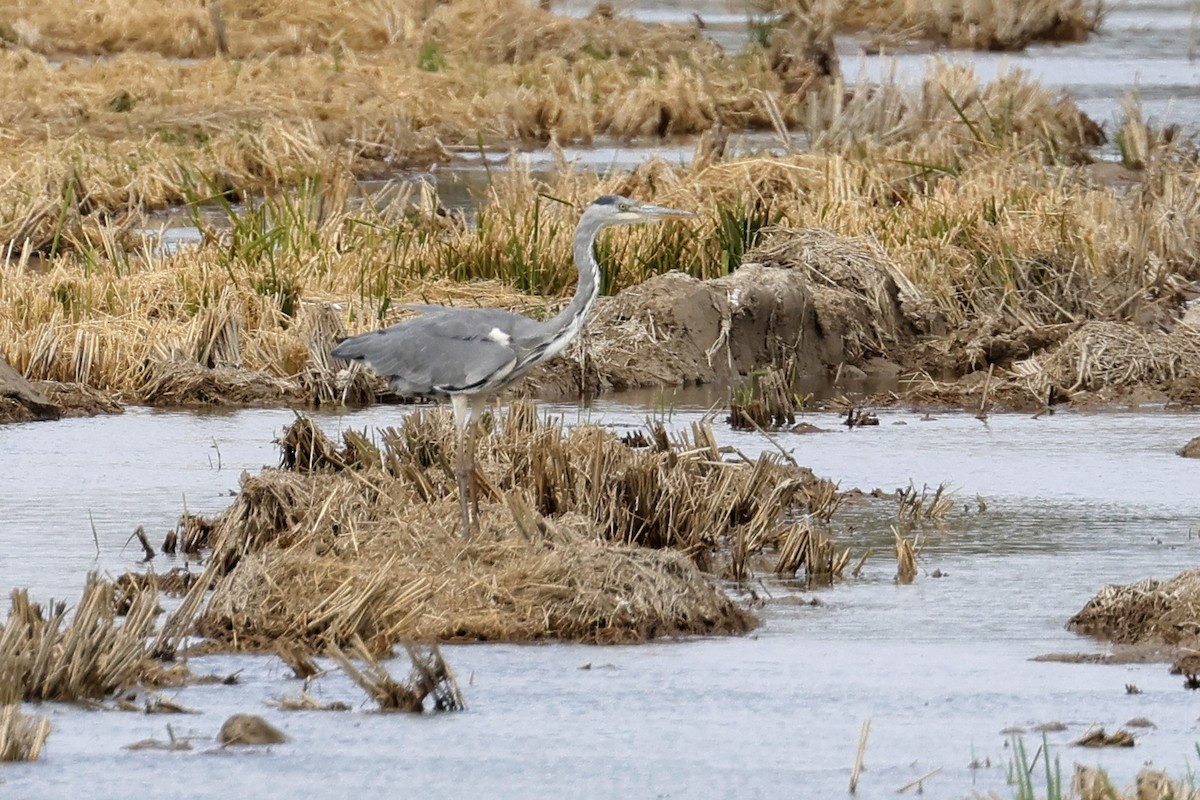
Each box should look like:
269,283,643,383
2,403,1199,799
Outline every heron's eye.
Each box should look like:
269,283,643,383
618,202,630,212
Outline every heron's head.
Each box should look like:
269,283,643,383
588,194,696,226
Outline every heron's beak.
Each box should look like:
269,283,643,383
634,202,697,220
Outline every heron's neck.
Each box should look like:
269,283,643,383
540,221,602,355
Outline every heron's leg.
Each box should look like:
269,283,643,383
465,395,488,529
450,394,472,541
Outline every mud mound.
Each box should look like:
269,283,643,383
1069,568,1200,647
176,404,829,650
523,228,915,397
37,382,123,417
579,270,747,391
1015,322,1200,396
741,227,918,364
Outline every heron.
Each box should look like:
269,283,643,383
331,194,696,540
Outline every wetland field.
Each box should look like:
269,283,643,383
2,1,1200,798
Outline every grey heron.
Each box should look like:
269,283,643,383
331,194,696,539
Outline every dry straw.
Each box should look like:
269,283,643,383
834,0,1102,50
1068,568,1200,646
327,637,464,713
0,704,50,762
161,402,849,650
0,574,166,702
893,526,920,584
772,519,851,581
1015,322,1200,395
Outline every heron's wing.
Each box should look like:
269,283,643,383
332,315,517,395
399,305,545,340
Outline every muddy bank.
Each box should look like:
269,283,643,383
152,404,839,652
0,357,121,424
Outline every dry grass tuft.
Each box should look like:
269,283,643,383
836,0,1103,50
0,575,167,701
729,365,800,430
772,519,851,582
327,637,464,713
0,704,51,762
1068,568,1200,647
896,482,953,522
893,526,920,583
1015,323,1200,395
113,568,195,614
137,360,307,407
173,403,840,648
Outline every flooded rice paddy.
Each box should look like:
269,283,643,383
2,402,1199,799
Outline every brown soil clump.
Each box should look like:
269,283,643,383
217,714,287,746
1178,437,1200,459
742,227,917,366
1069,568,1200,649
170,403,833,651
0,357,58,421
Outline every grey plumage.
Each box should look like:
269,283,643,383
331,193,695,539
